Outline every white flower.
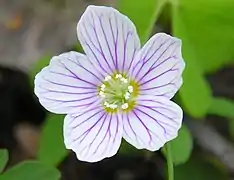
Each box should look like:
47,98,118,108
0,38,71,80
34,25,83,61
34,5,185,163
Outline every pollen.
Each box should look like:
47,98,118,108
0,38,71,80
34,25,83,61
101,84,106,91
128,86,133,93
124,92,131,100
99,91,105,98
115,74,122,79
104,75,112,81
98,73,139,113
121,103,129,109
121,77,128,83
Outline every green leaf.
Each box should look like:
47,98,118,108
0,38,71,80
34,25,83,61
208,97,234,119
38,114,67,166
175,155,228,180
171,0,234,73
166,125,193,165
208,97,234,140
0,161,60,180
229,120,234,139
117,0,167,44
119,140,142,156
0,150,8,173
172,2,212,118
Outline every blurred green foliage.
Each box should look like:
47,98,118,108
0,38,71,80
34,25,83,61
172,0,234,74
0,150,60,180
0,161,60,180
117,0,167,44
38,114,67,166
208,97,234,140
209,97,234,119
162,125,193,165
174,155,228,180
0,150,8,173
169,125,193,165
172,1,212,118
230,121,234,139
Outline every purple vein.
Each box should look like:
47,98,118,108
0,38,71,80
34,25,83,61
133,37,167,79
40,85,96,95
78,116,104,145
81,113,108,157
132,110,153,144
66,57,103,82
149,44,179,70
131,35,161,74
94,114,112,156
80,27,108,74
107,114,119,154
138,55,176,83
69,108,103,127
108,16,117,69
125,114,142,146
135,107,167,136
122,30,131,71
128,47,137,70
140,62,180,86
137,106,177,128
113,14,119,71
49,71,76,79
141,75,178,91
138,43,179,82
42,93,96,103
42,76,96,89
138,98,175,108
59,60,97,87
73,112,106,143
98,15,115,70
90,13,113,72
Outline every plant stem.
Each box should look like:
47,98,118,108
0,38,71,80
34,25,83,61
166,143,174,180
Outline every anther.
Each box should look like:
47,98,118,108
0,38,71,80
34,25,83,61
99,91,105,98
128,86,133,93
121,103,129,109
101,84,106,91
104,101,108,106
104,101,110,107
124,92,131,100
109,104,118,109
121,78,128,83
115,74,122,79
104,75,112,81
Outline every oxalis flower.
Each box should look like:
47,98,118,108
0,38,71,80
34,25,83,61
34,5,185,162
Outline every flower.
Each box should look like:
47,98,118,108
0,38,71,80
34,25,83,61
34,5,185,162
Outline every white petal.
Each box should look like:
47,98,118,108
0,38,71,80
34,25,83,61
64,107,123,162
122,95,183,151
77,5,140,75
130,33,185,99
34,51,102,114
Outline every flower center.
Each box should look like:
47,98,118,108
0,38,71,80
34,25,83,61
98,73,139,113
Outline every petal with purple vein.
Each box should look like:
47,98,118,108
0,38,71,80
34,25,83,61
130,33,185,99
64,107,123,162
77,5,140,74
122,95,183,151
34,51,102,114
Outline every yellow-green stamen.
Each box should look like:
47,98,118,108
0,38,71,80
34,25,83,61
98,73,139,113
